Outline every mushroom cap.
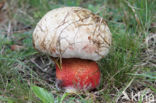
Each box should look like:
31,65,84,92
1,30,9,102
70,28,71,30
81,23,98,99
33,7,112,61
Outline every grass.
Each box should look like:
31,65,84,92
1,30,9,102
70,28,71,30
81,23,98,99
0,0,156,102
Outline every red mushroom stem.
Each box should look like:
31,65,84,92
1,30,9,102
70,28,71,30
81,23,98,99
55,58,100,92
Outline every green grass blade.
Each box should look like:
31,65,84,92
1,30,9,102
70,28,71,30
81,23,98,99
60,93,69,103
0,96,14,103
31,85,54,103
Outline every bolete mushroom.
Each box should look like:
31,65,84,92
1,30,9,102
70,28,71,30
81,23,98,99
33,7,112,93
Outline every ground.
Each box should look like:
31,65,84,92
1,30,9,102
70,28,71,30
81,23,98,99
0,0,156,103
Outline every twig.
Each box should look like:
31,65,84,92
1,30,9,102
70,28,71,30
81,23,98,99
30,58,47,73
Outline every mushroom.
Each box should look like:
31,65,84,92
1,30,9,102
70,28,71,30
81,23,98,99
33,7,112,93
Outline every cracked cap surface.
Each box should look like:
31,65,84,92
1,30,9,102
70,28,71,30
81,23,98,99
33,7,112,61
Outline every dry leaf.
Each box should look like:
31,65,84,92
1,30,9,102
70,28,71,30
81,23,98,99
0,1,4,9
11,45,25,51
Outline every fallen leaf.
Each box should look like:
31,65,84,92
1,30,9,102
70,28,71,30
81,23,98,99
0,0,7,24
10,45,25,51
0,1,4,9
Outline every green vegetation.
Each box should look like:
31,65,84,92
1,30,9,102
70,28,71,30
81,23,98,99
0,0,155,102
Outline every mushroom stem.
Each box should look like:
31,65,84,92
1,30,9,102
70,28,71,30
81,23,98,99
55,58,101,92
